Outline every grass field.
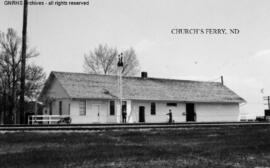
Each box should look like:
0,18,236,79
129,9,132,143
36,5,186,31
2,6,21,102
0,126,270,168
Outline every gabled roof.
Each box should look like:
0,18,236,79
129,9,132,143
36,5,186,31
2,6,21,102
39,71,245,103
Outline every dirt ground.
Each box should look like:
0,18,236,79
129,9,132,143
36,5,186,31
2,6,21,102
0,126,270,168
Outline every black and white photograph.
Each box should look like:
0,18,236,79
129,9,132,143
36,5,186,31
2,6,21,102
0,0,270,167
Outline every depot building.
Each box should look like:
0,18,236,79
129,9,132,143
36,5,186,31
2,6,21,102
38,71,245,124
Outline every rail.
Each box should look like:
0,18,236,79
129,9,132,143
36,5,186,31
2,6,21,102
1,121,270,132
28,115,70,125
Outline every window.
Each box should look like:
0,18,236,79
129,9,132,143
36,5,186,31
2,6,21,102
110,101,115,115
151,102,156,115
79,100,86,116
166,103,177,107
68,104,71,115
59,101,62,115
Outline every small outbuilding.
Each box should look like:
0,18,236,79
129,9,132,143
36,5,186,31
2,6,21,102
38,71,245,124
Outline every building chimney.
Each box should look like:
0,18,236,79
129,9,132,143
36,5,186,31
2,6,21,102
221,76,224,85
141,72,148,78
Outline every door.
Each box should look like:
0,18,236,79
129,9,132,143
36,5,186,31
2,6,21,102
186,103,196,122
92,105,100,122
139,106,145,122
49,102,53,115
122,101,127,113
122,101,127,123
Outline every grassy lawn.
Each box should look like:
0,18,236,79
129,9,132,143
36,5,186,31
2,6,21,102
1,126,270,168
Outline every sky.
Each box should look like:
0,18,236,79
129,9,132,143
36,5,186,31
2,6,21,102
1,0,270,118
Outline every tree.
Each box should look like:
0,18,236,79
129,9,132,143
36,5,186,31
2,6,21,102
121,47,139,76
84,44,117,75
25,64,46,100
0,28,23,124
83,44,140,76
0,28,45,124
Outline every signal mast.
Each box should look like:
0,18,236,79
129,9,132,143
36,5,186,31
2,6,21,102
117,53,124,123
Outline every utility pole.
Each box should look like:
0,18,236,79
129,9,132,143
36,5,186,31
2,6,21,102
20,0,28,124
263,96,270,110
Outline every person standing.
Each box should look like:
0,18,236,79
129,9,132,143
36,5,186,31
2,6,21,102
122,110,127,123
167,109,173,123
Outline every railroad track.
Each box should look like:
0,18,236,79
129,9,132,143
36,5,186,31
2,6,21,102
0,122,270,132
